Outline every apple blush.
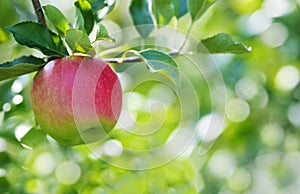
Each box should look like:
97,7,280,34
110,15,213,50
30,56,122,146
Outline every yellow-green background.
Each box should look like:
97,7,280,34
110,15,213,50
1,0,300,193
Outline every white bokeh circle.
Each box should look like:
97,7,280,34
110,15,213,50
72,25,226,170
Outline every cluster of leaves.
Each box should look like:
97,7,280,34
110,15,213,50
0,0,250,89
130,0,214,37
0,0,115,81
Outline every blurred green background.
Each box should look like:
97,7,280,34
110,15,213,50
1,0,300,193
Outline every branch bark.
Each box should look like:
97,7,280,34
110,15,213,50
31,0,47,27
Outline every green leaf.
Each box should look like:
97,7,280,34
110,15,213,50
153,0,175,26
129,0,154,38
21,127,47,147
75,6,85,31
88,0,106,12
188,0,215,21
95,24,115,42
0,152,11,167
0,0,18,27
0,127,20,146
0,80,13,108
66,29,93,54
138,49,180,88
0,27,9,43
43,5,70,37
199,33,251,54
88,0,116,20
75,0,94,35
173,0,188,18
0,177,9,193
0,56,46,82
6,21,69,56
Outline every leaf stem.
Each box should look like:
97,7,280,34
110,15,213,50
31,0,47,27
178,22,194,52
104,51,180,64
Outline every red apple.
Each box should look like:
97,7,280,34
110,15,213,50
30,56,122,146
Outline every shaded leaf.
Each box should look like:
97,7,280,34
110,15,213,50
66,29,93,54
75,0,94,35
199,33,251,54
153,0,175,26
173,0,188,18
129,0,154,38
0,56,46,82
95,24,115,42
0,0,18,27
88,0,106,12
188,0,215,21
0,127,20,146
6,21,69,56
43,5,70,37
0,177,9,193
0,80,13,108
138,49,180,88
21,127,47,147
0,152,11,167
88,0,116,20
75,6,85,31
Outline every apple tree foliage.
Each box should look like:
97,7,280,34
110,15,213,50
2,0,299,193
0,0,249,85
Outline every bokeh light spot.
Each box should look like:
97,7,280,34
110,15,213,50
225,99,250,123
261,23,288,48
246,10,272,35
207,150,236,178
14,124,31,141
11,79,23,93
260,123,284,148
275,65,299,92
33,153,55,175
104,139,123,157
127,92,145,111
12,94,23,105
235,77,258,100
0,169,6,177
227,168,252,192
196,113,225,142
288,104,300,127
0,137,7,152
262,0,295,18
55,161,81,185
284,134,299,152
2,103,11,112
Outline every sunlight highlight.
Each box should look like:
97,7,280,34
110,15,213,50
275,65,299,92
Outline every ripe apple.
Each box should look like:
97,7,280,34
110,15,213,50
30,56,122,146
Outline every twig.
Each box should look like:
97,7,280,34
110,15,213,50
31,0,47,27
178,22,194,52
104,51,180,64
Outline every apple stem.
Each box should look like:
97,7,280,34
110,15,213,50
31,0,47,27
104,51,180,64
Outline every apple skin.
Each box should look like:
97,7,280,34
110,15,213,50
30,56,122,146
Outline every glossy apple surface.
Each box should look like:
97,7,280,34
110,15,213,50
30,56,122,146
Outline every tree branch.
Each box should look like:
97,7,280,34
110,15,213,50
104,56,143,64
104,51,180,64
31,0,47,27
